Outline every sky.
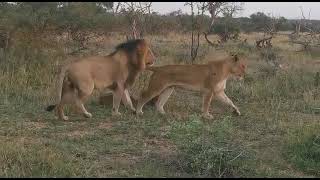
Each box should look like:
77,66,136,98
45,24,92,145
151,2,320,20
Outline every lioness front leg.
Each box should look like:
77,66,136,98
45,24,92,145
122,89,136,112
112,83,125,116
202,91,214,119
216,91,241,116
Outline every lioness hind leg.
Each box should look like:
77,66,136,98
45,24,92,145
136,81,168,115
155,87,174,114
201,91,214,119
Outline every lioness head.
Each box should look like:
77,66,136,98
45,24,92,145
229,54,247,80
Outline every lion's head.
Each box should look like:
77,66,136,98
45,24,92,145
115,39,156,71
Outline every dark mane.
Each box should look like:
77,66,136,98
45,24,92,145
114,39,145,54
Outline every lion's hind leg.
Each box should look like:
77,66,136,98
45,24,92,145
112,83,125,116
57,81,77,121
75,81,94,118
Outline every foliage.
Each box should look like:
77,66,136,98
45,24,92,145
284,126,320,176
168,115,253,177
211,16,241,42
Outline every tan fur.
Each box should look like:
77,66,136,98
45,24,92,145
136,55,247,119
46,39,155,120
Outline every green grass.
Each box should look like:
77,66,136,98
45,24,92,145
0,33,319,177
167,115,255,177
284,126,320,176
0,141,80,177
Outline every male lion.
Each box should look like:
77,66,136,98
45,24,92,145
46,39,155,120
136,54,247,119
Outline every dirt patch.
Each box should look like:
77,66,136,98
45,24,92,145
98,121,113,130
58,130,94,139
99,153,142,170
17,136,42,145
143,138,177,158
170,111,190,120
1,136,43,145
25,121,48,130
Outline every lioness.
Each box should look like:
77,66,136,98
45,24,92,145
46,39,155,120
136,54,247,119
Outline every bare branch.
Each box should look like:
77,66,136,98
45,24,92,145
290,6,320,51
119,2,153,40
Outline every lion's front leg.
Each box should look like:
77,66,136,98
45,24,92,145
121,89,136,112
216,91,241,116
112,83,125,116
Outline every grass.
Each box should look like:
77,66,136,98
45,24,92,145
0,32,319,177
284,126,320,176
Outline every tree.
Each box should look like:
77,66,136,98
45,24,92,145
117,2,153,40
202,2,243,46
185,2,207,63
250,12,272,31
289,7,320,51
96,2,113,10
168,9,183,17
211,17,240,43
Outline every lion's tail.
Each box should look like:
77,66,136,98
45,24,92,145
46,65,69,112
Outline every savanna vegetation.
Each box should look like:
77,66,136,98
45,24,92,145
0,2,319,178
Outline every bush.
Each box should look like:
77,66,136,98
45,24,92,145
211,17,241,42
167,115,253,177
284,126,320,176
0,141,79,177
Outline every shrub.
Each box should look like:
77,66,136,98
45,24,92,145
284,126,320,176
167,115,253,177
